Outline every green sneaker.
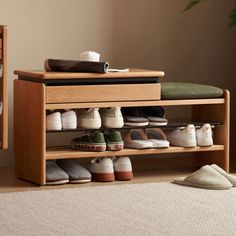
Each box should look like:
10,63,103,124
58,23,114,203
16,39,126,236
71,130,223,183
72,132,106,152
104,130,124,151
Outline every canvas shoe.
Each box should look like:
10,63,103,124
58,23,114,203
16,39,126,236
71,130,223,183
104,130,124,151
71,132,106,152
88,157,115,182
46,161,69,185
121,107,149,127
77,108,101,129
112,156,133,181
166,124,197,147
142,106,168,126
146,128,170,148
61,110,77,130
100,107,124,128
123,129,153,149
196,123,213,147
46,111,62,131
56,159,91,183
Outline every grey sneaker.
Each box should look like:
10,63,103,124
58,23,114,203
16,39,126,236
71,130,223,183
56,159,91,183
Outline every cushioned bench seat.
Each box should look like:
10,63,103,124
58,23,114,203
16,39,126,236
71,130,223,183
161,82,224,100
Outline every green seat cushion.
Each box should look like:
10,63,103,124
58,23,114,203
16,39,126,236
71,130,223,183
161,82,224,100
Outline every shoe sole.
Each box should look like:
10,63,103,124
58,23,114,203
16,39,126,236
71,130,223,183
152,145,170,149
173,178,231,190
115,171,133,181
46,179,69,185
149,121,168,126
69,179,91,184
107,143,124,151
92,172,115,182
125,143,153,149
72,143,106,152
124,122,149,127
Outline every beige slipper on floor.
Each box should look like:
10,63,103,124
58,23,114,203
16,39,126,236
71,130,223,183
173,165,233,190
211,164,236,186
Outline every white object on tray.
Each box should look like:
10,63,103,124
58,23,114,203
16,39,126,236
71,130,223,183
79,51,100,62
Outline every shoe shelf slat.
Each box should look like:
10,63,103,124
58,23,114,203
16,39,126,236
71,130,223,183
46,121,223,133
45,98,225,110
46,145,225,160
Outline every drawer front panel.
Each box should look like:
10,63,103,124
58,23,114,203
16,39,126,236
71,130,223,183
46,83,160,103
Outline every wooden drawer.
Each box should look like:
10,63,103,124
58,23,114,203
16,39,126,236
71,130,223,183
46,83,160,103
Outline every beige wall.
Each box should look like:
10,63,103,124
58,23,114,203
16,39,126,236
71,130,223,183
0,0,114,166
113,0,236,161
0,0,235,167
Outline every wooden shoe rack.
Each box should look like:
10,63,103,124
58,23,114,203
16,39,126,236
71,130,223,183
0,25,8,149
14,69,230,185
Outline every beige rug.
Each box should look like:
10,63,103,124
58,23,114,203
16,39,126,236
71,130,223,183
0,182,236,236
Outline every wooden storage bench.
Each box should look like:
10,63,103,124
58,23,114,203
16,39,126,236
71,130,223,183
13,69,229,185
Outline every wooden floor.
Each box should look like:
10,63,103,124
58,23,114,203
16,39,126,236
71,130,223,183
1,156,235,193
0,167,196,193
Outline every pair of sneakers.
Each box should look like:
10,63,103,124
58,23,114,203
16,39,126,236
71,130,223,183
46,159,91,185
166,124,213,147
123,128,170,149
77,107,124,129
88,156,133,182
71,130,124,152
46,110,77,130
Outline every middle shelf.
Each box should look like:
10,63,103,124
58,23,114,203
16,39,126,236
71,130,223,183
46,120,223,133
46,145,224,160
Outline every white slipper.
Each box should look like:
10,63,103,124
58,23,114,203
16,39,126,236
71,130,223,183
211,164,236,187
146,128,170,148
173,165,232,190
46,161,69,185
123,129,153,149
56,159,91,184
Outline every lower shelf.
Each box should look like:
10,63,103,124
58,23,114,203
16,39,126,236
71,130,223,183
46,145,224,160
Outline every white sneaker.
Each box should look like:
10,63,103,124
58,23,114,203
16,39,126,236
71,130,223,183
100,107,124,128
46,111,62,131
166,124,197,147
196,123,213,146
77,108,101,129
88,157,115,182
61,110,77,130
113,156,133,181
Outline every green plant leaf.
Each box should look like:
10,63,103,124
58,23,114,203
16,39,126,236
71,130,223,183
229,8,236,28
182,0,202,14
